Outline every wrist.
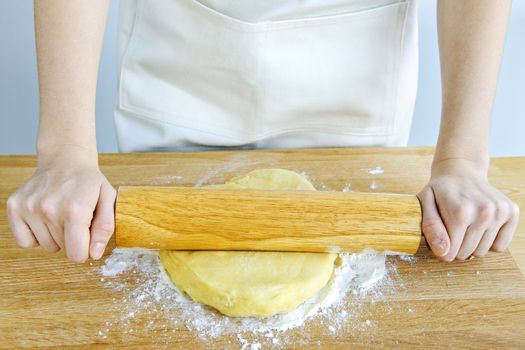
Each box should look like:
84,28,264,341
432,139,489,178
36,109,98,167
37,143,98,169
431,157,489,180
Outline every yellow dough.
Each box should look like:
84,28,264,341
159,169,337,317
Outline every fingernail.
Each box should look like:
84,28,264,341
91,242,105,260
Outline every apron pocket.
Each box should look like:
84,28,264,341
256,1,409,137
119,0,410,143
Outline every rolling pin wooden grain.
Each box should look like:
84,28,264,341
115,186,422,254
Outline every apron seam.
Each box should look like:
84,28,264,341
390,1,411,134
258,27,269,136
117,0,140,68
118,105,394,140
186,0,406,32
119,0,145,112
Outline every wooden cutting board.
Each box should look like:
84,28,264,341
1,147,524,349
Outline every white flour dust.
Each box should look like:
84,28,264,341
98,248,400,348
151,175,184,185
367,167,384,175
367,166,383,191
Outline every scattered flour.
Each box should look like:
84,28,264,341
368,167,384,175
298,171,309,180
367,167,383,191
99,248,399,348
151,175,184,185
398,254,418,263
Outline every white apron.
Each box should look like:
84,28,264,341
114,0,418,152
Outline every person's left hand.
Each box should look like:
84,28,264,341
417,158,520,261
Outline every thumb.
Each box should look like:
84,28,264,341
89,182,117,260
417,187,450,257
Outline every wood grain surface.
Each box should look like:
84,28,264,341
1,147,524,349
116,187,422,254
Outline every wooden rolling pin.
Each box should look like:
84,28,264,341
115,186,422,254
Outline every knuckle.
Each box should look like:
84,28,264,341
63,201,85,221
454,205,473,225
477,201,496,223
495,200,510,221
38,199,57,220
24,196,38,213
512,202,520,217
6,195,19,214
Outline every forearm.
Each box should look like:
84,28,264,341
34,0,109,165
434,0,511,174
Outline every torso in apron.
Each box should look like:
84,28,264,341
115,0,418,152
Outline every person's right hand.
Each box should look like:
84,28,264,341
6,150,116,263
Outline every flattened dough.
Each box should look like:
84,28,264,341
159,169,337,317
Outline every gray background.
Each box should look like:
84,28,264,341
1,1,524,156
